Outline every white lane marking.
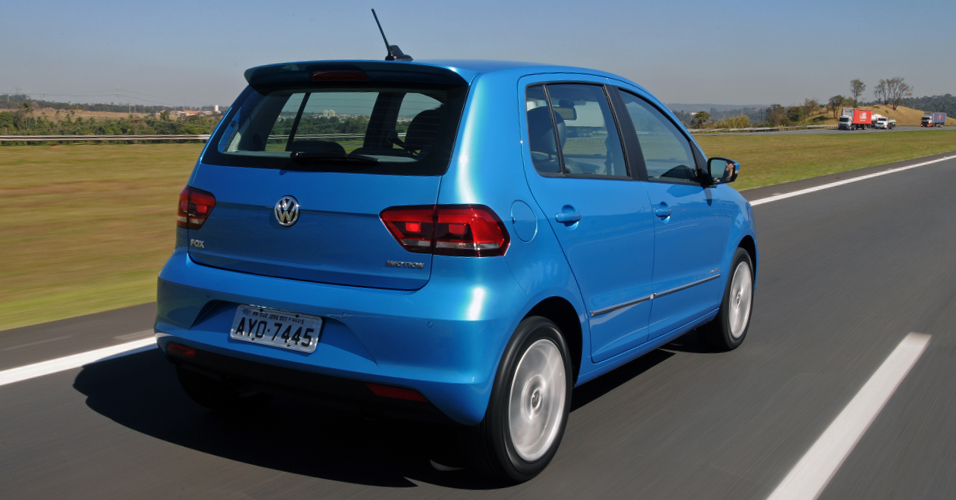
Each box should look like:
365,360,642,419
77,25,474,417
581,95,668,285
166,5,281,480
766,332,930,500
0,337,157,388
751,155,956,206
113,329,154,341
1,335,74,351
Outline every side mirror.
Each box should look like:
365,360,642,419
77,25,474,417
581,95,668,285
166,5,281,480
707,157,739,185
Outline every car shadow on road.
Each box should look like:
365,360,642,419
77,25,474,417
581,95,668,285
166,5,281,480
570,348,674,411
73,341,678,490
661,328,712,354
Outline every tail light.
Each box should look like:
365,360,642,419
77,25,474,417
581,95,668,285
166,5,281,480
177,186,216,229
380,205,509,257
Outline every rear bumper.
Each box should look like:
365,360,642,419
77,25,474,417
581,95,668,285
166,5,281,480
156,248,529,425
166,344,455,423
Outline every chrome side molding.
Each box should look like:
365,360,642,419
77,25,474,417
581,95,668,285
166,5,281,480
590,274,721,318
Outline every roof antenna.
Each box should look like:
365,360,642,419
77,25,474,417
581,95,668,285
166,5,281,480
371,9,413,61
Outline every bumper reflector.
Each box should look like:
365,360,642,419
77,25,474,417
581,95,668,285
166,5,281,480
167,342,197,358
365,382,428,402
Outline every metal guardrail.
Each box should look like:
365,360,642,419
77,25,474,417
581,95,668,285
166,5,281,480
270,133,368,140
0,134,211,142
1,133,376,143
689,124,838,134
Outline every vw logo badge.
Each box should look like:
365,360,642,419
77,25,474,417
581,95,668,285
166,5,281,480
274,196,300,227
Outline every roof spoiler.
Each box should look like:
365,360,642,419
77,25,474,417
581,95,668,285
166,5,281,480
243,61,467,93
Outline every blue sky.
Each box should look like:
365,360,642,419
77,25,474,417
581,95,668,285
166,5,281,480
2,0,953,108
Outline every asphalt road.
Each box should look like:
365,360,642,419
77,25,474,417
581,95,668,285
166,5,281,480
3,152,956,499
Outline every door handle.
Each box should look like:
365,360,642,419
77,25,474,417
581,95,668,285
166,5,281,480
555,212,582,224
655,204,672,218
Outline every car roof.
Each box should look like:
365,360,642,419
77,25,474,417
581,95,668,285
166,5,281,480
415,59,624,78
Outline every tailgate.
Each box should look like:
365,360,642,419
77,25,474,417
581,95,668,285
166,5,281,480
186,164,440,290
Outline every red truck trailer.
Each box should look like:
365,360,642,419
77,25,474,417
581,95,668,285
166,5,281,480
838,109,872,130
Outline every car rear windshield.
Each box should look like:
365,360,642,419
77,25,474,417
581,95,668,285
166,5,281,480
204,83,468,176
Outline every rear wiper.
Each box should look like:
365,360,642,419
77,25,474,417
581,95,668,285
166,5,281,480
290,151,380,166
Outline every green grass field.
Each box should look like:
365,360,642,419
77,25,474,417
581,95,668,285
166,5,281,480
696,130,956,190
1,131,955,331
0,143,199,331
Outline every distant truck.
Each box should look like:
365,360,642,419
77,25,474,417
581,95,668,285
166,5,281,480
921,112,946,127
838,109,872,130
874,117,896,129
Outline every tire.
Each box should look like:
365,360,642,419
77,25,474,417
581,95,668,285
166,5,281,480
464,316,572,482
176,365,270,413
699,248,754,351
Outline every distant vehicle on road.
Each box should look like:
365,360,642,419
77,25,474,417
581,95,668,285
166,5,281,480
874,117,896,129
839,109,872,130
921,112,946,127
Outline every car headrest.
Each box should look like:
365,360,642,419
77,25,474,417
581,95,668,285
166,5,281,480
404,108,443,153
527,107,565,155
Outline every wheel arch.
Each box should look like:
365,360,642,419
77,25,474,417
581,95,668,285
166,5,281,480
525,297,583,385
737,234,758,281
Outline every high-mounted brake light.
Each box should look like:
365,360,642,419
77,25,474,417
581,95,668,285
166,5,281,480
311,71,369,82
177,186,216,230
380,205,510,257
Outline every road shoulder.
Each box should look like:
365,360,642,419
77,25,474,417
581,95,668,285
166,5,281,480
741,150,956,202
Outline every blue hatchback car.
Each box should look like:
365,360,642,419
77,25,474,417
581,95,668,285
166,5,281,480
157,58,757,482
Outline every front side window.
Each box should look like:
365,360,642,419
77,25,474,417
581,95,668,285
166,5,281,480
526,84,628,177
619,91,698,183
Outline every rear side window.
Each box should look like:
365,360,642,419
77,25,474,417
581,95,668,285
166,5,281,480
205,84,466,176
526,84,628,178
618,91,697,183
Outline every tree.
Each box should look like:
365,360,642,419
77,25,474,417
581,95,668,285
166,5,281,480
12,101,35,130
715,114,750,129
690,111,711,129
850,79,866,105
765,105,788,127
905,94,956,117
884,77,913,110
873,79,888,105
804,98,819,120
672,110,693,128
786,106,805,124
827,95,845,118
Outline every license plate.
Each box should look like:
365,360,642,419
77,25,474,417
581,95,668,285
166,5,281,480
229,305,322,353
